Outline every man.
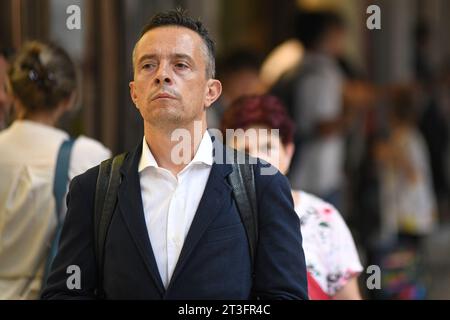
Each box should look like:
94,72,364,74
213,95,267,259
0,48,13,130
42,9,308,300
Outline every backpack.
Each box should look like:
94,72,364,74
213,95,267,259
93,152,258,298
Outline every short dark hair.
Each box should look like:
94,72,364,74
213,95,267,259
134,8,216,78
294,11,345,49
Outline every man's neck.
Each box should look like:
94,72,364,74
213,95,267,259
144,119,207,176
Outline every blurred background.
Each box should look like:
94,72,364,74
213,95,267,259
1,0,449,299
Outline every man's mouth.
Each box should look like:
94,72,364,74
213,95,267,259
152,93,176,101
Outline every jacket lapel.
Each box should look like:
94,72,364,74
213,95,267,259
117,144,166,295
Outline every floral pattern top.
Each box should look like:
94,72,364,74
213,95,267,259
295,191,363,298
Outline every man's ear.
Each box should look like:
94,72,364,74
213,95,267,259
204,79,222,109
129,81,138,107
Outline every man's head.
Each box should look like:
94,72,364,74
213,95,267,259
130,9,222,131
133,9,215,79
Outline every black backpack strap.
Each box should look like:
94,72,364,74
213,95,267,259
227,158,258,272
94,153,126,298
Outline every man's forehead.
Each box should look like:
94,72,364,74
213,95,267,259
136,26,204,55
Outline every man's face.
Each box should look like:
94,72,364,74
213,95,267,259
130,26,221,130
0,56,12,129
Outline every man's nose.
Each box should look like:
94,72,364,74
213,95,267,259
154,64,172,85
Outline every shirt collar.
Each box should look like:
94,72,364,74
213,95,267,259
138,130,213,173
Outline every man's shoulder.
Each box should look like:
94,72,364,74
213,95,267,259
70,161,101,191
232,153,289,198
72,150,130,186
253,157,287,185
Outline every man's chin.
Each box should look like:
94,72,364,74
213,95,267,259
146,112,186,130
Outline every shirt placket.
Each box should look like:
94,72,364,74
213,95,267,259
166,176,186,284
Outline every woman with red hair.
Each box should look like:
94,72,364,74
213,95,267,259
221,94,363,300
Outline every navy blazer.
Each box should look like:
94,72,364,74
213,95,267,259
41,141,308,300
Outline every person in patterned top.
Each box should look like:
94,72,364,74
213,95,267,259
221,94,363,299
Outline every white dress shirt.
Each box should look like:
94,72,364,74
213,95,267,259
138,131,213,289
0,120,111,299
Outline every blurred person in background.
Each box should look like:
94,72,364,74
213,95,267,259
375,85,437,241
0,47,14,130
207,50,266,129
221,94,363,300
371,85,438,299
0,41,110,299
272,11,351,211
414,23,450,224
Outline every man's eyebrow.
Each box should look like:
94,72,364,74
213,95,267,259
137,53,194,65
137,54,157,65
172,53,195,64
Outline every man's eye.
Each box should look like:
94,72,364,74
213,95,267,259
142,63,154,70
175,63,188,69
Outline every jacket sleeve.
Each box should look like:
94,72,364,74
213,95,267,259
252,164,309,300
41,168,99,300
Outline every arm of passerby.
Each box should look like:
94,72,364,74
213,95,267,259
333,277,362,300
251,164,309,300
41,168,99,299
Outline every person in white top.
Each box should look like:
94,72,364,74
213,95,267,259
221,94,363,299
0,41,110,299
376,86,437,239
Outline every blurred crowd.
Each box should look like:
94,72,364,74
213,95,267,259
209,11,450,299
